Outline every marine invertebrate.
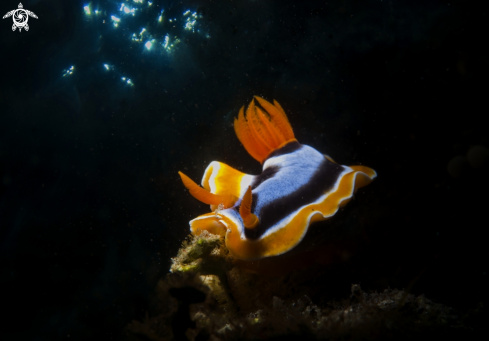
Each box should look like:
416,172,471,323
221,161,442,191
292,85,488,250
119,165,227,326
179,96,376,260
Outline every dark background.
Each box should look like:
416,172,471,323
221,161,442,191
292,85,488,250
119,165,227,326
1,0,487,339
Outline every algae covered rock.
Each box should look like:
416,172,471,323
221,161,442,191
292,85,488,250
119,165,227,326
170,231,229,275
125,231,473,341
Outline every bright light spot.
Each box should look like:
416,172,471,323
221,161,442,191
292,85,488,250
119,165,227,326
183,10,190,16
206,34,211,39
133,0,143,3
158,14,163,22
83,5,91,16
95,10,100,15
127,79,134,86
104,64,110,70
184,19,196,31
169,19,172,22
162,35,181,52
148,1,153,6
62,65,75,77
120,4,136,15
145,41,153,50
111,15,120,27
122,77,126,81
131,28,147,42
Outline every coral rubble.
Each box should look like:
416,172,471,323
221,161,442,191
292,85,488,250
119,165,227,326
125,231,470,341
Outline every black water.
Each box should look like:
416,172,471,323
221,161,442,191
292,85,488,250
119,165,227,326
1,0,487,339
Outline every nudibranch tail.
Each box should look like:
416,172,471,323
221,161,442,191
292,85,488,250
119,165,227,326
234,96,296,163
349,165,377,190
239,186,259,229
225,165,377,261
178,171,238,208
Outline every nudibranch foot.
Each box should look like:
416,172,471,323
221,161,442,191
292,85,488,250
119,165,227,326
179,96,377,261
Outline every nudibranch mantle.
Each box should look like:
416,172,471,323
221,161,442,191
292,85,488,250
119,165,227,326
179,96,376,261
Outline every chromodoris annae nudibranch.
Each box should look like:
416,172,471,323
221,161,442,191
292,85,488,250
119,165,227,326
178,96,376,261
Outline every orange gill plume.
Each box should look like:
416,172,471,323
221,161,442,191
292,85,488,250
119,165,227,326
234,96,296,164
178,171,237,209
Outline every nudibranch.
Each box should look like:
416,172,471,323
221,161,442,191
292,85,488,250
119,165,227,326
178,96,376,261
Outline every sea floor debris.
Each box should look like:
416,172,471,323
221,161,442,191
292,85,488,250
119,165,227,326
125,231,476,341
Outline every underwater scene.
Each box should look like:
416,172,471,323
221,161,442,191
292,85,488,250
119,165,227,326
0,0,487,340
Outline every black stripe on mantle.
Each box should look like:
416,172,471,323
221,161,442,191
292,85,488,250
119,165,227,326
245,148,345,240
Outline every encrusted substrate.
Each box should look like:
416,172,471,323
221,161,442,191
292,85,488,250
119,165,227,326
170,231,231,275
125,232,472,341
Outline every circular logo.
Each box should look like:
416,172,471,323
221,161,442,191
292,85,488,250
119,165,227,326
13,9,27,27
